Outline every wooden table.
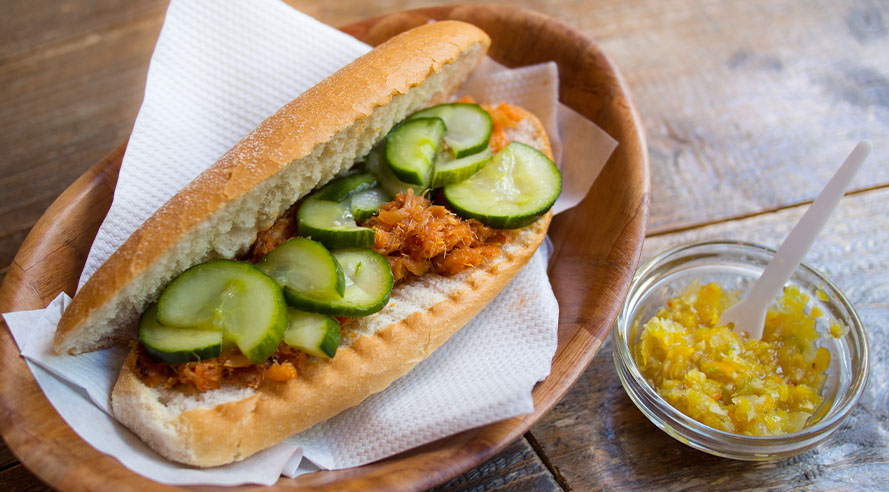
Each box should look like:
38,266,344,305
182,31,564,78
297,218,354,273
1,0,886,490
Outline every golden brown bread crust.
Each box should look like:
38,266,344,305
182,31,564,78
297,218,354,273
54,20,491,355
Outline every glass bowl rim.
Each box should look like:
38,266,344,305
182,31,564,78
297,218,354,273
613,239,870,446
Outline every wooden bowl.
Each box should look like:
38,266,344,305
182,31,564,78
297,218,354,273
0,4,648,491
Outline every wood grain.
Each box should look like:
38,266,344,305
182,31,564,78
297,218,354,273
589,0,889,234
0,462,54,492
0,9,163,286
0,0,166,61
531,188,889,491
0,5,647,491
428,438,562,492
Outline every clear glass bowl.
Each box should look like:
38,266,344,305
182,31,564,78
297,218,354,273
612,240,869,460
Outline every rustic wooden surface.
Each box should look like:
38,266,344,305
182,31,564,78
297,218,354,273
1,0,887,490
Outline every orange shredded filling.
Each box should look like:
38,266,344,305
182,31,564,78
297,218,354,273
245,202,299,263
361,190,506,284
135,342,307,392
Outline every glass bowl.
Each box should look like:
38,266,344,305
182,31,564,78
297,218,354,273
612,240,869,460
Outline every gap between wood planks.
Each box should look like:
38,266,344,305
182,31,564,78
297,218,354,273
646,183,889,239
525,432,571,491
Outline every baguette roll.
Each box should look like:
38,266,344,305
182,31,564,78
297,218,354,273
54,20,557,467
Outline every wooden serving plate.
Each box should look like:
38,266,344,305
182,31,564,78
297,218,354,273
0,5,648,491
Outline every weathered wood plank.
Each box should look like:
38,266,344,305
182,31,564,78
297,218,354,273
0,463,52,492
0,12,163,282
0,0,167,62
584,0,889,234
531,187,889,491
0,438,20,470
429,437,562,492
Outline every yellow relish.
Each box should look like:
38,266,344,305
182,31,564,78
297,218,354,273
633,281,839,436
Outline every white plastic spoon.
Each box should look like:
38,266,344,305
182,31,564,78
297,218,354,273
719,140,873,340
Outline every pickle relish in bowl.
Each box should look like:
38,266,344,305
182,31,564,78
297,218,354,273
634,281,840,436
613,241,869,460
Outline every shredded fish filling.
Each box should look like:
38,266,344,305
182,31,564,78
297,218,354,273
361,190,506,284
135,342,306,392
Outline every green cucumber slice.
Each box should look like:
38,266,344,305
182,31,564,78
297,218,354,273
139,303,222,364
313,172,378,202
364,144,426,196
297,198,375,249
300,248,393,316
410,103,493,158
430,147,493,188
156,259,287,364
385,117,446,186
350,187,390,221
283,309,341,359
443,142,562,229
257,238,345,312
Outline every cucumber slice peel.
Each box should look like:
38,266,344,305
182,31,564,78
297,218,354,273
156,259,287,364
257,237,346,310
431,147,493,188
297,198,375,249
410,103,493,158
298,248,393,316
313,172,378,202
283,309,341,359
139,303,223,364
350,187,390,221
364,144,426,197
385,117,446,187
443,142,562,229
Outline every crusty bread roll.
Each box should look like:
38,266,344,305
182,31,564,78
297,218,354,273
111,109,553,467
52,19,557,467
54,20,491,355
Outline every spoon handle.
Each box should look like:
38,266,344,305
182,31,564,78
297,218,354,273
747,140,873,312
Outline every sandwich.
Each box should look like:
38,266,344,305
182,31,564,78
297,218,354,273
53,20,561,467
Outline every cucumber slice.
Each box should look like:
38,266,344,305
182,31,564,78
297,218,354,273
313,172,378,202
350,187,390,221
297,198,375,249
257,238,346,312
157,259,287,364
139,303,222,364
301,249,393,316
443,142,562,229
283,309,341,359
430,147,493,188
364,144,426,196
385,117,446,186
410,103,493,158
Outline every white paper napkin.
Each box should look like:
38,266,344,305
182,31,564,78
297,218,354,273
2,0,616,486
